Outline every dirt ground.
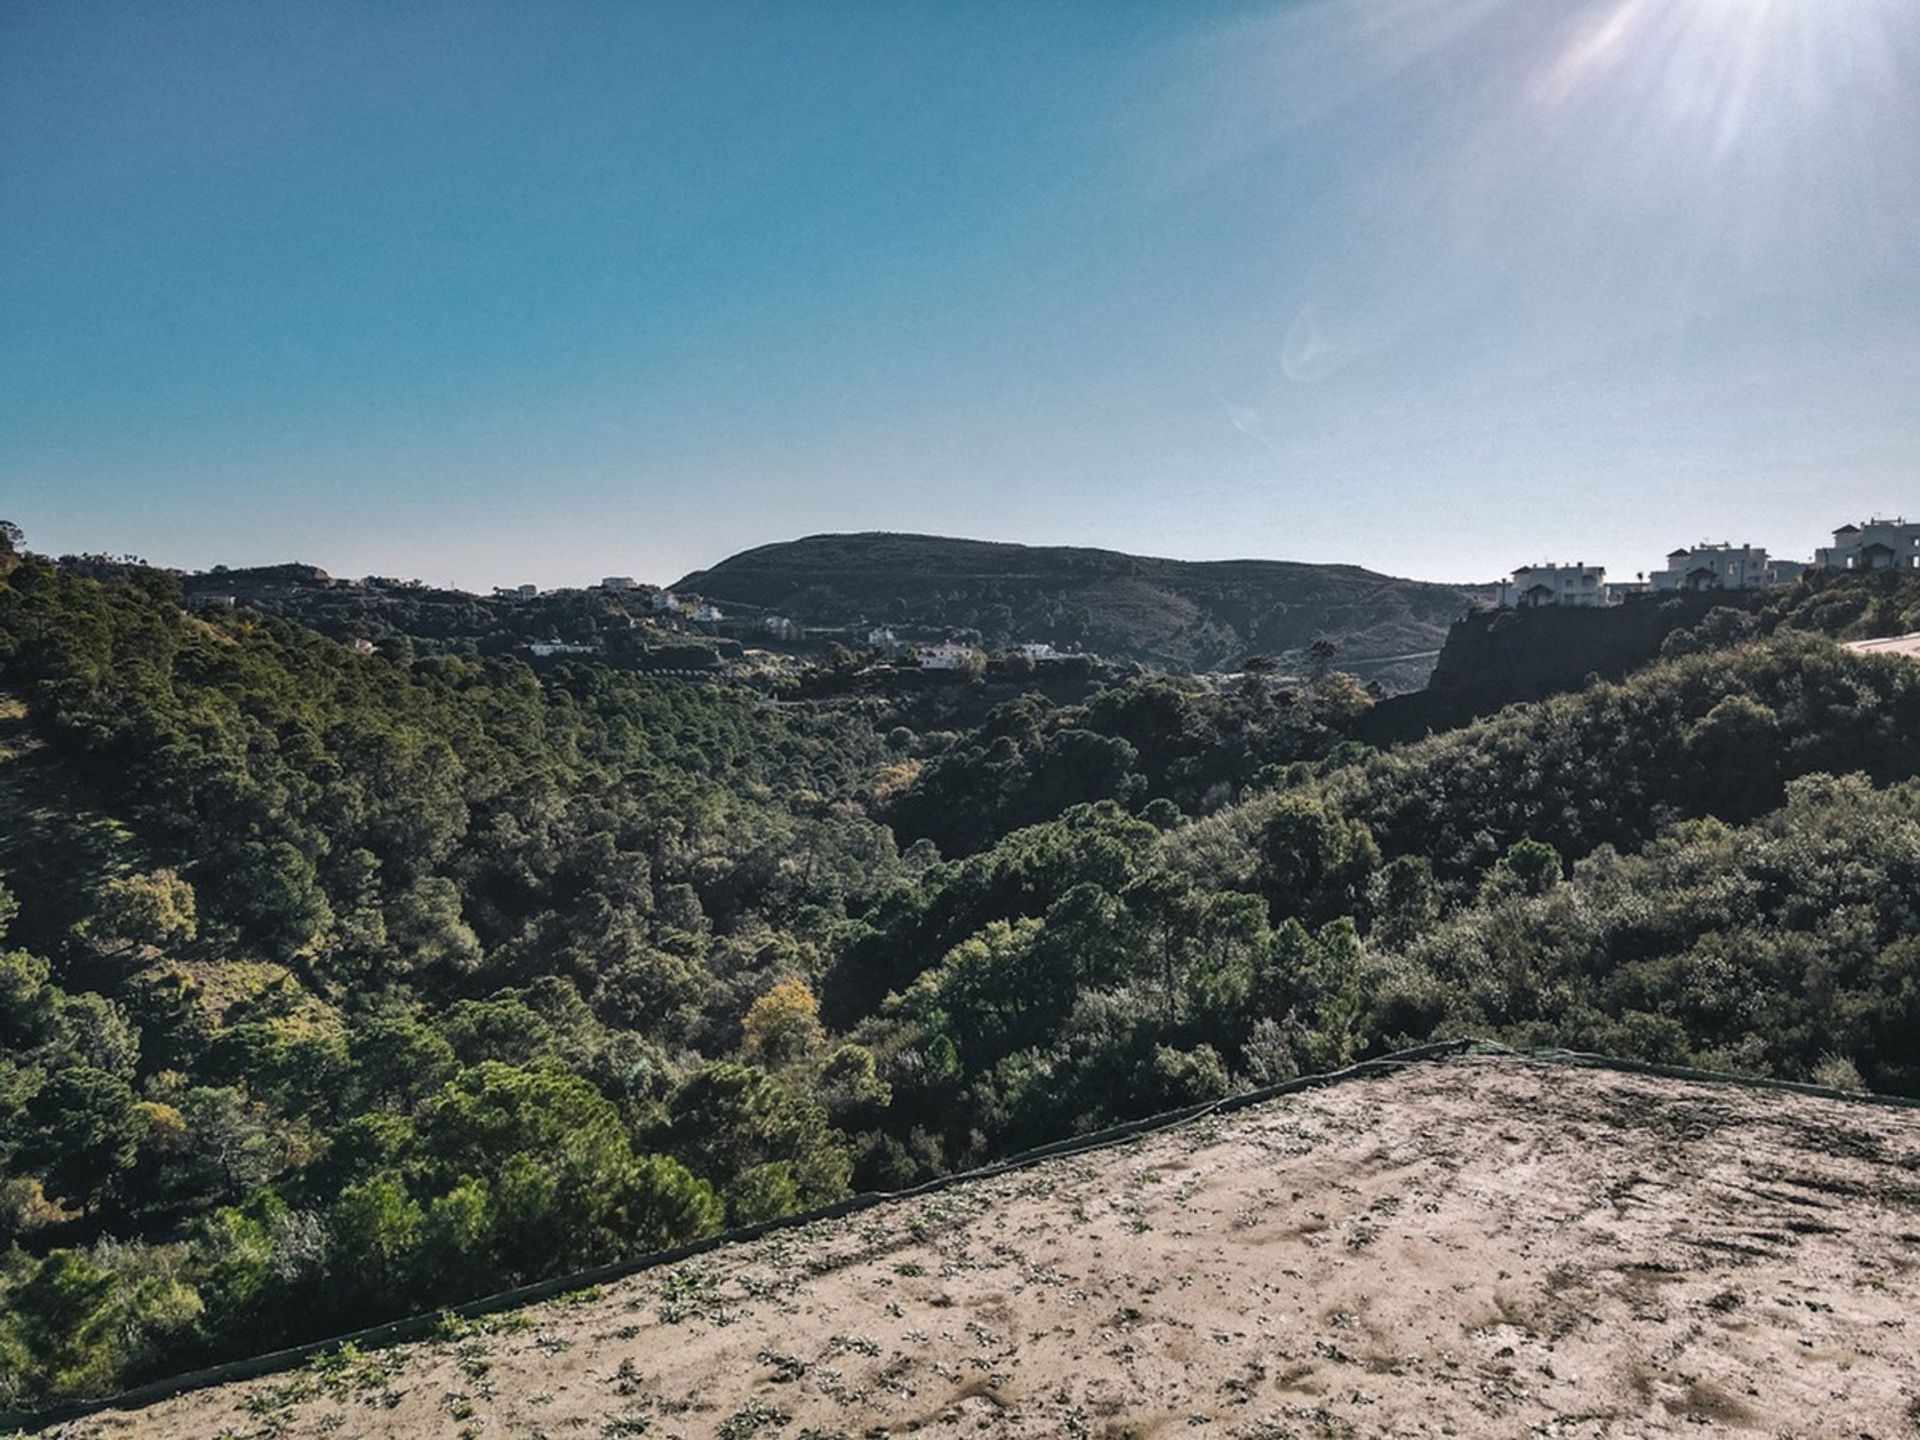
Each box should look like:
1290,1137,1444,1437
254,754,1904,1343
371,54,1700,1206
38,1056,1920,1438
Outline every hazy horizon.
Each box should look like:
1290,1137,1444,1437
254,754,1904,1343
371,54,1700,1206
6,0,1918,590
0,518,1886,597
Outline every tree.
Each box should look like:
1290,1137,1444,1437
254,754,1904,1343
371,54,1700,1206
1248,917,1365,1072
0,946,60,1050
50,991,141,1078
661,1063,851,1221
329,1174,421,1296
907,917,1057,1058
624,1153,724,1249
1481,837,1563,902
419,1062,632,1192
416,1062,637,1274
23,1067,147,1216
1258,795,1380,927
179,1086,279,1201
1368,856,1441,950
74,870,197,959
740,979,825,1067
1309,671,1374,722
726,1162,800,1224
415,1175,492,1299
816,1043,891,1124
385,876,481,975
6,1249,119,1400
349,1012,457,1111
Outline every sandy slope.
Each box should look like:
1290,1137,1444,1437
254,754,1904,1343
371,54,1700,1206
41,1056,1920,1438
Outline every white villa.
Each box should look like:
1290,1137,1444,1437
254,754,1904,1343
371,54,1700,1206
1651,542,1774,593
916,642,982,671
1501,530,1824,611
692,602,724,623
528,640,599,658
1497,562,1607,609
1817,519,1920,572
494,584,539,600
650,590,680,612
762,615,798,639
600,576,637,592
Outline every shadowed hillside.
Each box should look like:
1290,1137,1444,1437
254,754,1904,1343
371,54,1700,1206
676,533,1487,688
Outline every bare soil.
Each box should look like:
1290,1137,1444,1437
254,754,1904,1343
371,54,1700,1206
42,1056,1920,1438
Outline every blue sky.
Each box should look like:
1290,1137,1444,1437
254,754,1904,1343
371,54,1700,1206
4,0,1917,588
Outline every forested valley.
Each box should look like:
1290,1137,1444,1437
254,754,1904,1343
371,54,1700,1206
5,520,1920,1409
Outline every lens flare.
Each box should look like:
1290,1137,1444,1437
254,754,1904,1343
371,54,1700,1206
1181,0,1920,374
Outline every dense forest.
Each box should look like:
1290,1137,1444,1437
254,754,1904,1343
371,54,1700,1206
4,518,1919,1410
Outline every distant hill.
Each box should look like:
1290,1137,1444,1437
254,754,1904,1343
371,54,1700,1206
677,532,1487,688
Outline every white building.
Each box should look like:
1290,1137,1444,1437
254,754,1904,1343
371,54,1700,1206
1497,562,1607,609
349,637,376,656
1016,642,1059,660
650,590,681,612
494,584,538,600
1816,519,1920,572
867,626,897,647
692,602,724,623
763,615,798,639
916,642,982,671
600,576,637,592
1651,542,1774,593
528,640,599,658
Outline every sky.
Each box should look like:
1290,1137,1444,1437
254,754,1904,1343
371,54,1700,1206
4,0,1918,590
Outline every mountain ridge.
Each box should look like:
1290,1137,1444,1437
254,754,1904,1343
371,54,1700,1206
676,531,1488,686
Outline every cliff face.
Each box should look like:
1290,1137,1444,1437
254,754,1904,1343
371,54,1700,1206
1358,592,1768,742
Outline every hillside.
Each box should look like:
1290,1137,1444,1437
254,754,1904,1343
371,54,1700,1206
1356,591,1769,743
49,1054,1920,1438
676,533,1487,687
13,530,1920,1416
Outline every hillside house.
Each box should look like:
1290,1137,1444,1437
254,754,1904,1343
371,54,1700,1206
1017,642,1060,660
494,584,539,600
349,637,376,656
763,615,798,639
692,602,724,623
527,640,599,658
1497,563,1606,609
917,642,982,671
1816,519,1920,571
600,576,637,591
1651,542,1774,593
651,590,680,612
